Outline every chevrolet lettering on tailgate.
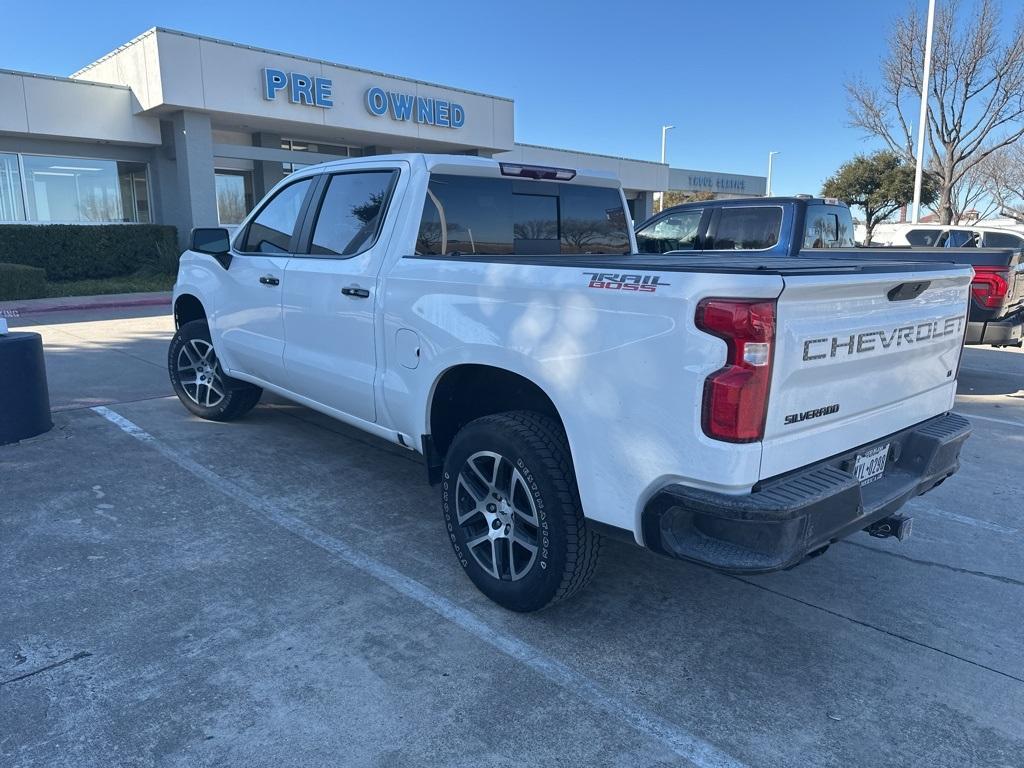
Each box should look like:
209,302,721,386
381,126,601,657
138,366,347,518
802,315,965,362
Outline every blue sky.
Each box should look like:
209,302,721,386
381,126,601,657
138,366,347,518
2,0,905,195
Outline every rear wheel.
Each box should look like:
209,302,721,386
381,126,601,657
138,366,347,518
441,411,602,611
168,320,262,421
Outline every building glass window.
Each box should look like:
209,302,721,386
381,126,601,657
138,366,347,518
118,162,150,224
0,153,25,222
215,171,254,225
13,154,151,223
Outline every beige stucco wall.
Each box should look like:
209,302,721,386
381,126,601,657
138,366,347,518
0,70,160,145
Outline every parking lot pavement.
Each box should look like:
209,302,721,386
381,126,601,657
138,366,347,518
7,306,174,412
2,309,1023,768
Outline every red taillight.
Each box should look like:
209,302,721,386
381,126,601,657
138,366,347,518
970,266,1010,309
696,298,776,443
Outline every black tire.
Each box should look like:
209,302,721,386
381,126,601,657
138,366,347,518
441,411,602,612
168,320,262,422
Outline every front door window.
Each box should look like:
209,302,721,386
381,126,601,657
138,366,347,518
636,210,703,253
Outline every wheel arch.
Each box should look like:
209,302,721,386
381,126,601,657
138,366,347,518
424,363,566,483
173,293,207,329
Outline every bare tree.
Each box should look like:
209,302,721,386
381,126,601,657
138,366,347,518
846,0,1024,224
974,142,1024,222
951,153,1004,221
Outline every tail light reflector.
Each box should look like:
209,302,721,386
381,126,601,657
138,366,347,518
696,298,776,443
970,266,1010,309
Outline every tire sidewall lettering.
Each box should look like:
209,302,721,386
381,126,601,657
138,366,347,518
515,457,550,569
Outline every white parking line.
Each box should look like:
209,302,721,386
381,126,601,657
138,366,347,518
916,502,1018,535
90,405,748,768
956,411,1024,428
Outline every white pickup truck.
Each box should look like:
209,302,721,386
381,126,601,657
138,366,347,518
170,154,972,611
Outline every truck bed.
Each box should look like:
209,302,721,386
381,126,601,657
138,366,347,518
838,245,1019,267
409,252,966,275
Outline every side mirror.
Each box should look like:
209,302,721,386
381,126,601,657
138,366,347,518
190,227,232,269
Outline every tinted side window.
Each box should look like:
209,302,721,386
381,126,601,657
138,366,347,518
905,229,941,246
983,231,1024,248
417,176,513,256
309,170,397,257
712,207,782,250
945,229,977,248
415,175,630,256
636,210,702,253
241,178,313,253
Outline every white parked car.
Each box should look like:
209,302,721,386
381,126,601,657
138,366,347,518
170,154,972,611
869,222,1024,249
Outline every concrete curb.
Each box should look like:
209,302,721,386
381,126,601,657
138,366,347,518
0,292,171,318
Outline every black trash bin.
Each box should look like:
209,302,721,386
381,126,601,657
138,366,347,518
0,331,53,445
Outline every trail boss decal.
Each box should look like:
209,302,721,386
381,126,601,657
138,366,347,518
584,272,669,292
784,403,840,425
802,315,965,362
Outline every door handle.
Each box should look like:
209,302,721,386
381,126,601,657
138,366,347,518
259,275,280,286
341,287,370,298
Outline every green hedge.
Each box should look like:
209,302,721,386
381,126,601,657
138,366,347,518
0,224,179,281
0,262,47,301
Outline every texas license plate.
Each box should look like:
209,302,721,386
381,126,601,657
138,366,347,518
853,443,889,485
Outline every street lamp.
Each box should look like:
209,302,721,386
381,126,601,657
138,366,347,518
911,0,937,223
657,125,674,213
766,151,780,197
660,125,675,164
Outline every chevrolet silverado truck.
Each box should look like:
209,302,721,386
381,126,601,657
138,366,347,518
170,156,972,611
637,196,1024,347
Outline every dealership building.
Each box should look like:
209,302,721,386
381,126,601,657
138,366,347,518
0,28,765,245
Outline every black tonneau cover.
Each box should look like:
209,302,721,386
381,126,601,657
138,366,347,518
409,251,970,276
839,246,1018,268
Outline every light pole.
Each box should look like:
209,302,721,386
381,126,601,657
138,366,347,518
911,0,936,223
660,124,674,165
766,151,780,197
657,125,674,213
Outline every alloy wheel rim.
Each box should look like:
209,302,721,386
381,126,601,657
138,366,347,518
176,338,226,408
455,450,540,581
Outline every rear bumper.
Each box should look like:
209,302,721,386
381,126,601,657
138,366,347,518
966,309,1024,346
641,413,970,574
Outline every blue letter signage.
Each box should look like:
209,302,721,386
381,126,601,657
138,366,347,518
263,68,333,108
365,86,465,129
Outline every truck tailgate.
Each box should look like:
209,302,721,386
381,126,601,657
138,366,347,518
760,265,971,479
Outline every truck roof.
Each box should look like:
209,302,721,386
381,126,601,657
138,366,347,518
294,153,621,188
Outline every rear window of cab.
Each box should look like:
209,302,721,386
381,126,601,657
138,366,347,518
803,204,855,248
415,174,631,256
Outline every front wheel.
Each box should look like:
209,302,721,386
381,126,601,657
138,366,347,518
168,320,262,421
441,411,602,612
